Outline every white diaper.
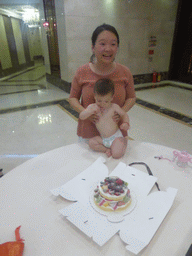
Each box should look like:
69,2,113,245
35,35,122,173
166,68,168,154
102,129,123,148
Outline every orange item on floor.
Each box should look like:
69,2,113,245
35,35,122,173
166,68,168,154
0,226,24,256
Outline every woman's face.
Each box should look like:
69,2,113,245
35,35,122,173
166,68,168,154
92,30,118,66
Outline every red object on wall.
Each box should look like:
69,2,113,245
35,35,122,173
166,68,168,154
153,72,157,83
43,22,49,28
149,50,154,55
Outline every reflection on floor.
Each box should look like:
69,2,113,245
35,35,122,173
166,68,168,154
0,63,192,176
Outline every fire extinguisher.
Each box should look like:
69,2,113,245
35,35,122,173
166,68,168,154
153,71,157,83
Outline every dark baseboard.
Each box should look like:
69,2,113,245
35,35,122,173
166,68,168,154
46,73,71,93
33,55,44,60
133,72,168,84
45,72,169,94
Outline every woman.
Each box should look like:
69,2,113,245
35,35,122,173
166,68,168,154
69,23,136,142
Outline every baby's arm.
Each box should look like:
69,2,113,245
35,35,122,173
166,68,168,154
79,103,100,120
113,104,130,130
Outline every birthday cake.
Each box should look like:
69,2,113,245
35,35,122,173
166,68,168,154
93,176,131,211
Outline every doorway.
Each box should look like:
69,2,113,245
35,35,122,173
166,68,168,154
169,0,192,84
43,0,60,78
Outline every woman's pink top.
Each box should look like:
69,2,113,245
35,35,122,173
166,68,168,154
69,63,135,138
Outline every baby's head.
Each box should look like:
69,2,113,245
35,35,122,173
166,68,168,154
94,78,114,110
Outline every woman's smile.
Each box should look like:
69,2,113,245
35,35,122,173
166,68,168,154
103,54,113,58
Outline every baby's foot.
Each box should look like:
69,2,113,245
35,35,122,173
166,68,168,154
105,149,112,157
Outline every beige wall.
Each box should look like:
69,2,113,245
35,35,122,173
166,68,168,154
39,0,51,74
11,17,26,65
27,27,43,60
55,0,178,82
0,14,12,69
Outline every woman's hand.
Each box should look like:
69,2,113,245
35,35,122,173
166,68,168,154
112,111,121,123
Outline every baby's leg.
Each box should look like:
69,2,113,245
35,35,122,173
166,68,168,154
89,136,111,157
111,137,128,159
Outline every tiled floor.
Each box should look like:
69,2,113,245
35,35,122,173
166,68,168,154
0,62,192,176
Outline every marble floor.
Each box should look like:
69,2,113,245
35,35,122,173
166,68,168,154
0,62,192,176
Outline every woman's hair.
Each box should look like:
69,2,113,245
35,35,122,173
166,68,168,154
94,78,115,96
91,23,120,46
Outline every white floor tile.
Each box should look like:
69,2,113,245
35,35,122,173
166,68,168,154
0,105,78,175
8,65,46,81
0,83,69,110
136,86,192,117
128,104,192,154
1,105,78,154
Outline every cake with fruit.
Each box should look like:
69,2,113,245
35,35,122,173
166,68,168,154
93,176,131,212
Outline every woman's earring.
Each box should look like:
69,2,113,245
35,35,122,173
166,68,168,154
90,53,96,63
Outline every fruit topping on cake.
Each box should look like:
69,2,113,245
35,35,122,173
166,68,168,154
93,176,131,211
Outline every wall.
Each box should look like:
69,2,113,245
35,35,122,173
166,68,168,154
27,26,43,60
55,0,178,83
39,0,51,74
55,0,69,81
11,17,26,65
0,12,34,77
0,14,12,70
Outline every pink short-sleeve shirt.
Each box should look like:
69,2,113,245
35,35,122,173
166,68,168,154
70,63,135,138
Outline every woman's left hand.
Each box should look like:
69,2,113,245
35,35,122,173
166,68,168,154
112,111,121,123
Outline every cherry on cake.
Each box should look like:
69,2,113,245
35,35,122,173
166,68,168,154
93,176,131,211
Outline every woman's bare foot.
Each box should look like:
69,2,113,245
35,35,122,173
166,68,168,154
105,148,112,157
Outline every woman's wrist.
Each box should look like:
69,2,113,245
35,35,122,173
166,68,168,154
69,98,85,113
122,97,136,112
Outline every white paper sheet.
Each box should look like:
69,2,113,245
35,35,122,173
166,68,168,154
51,157,177,254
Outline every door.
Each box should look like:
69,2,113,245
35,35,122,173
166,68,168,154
169,0,192,84
43,0,60,77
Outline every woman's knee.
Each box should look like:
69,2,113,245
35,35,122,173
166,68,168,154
88,138,95,149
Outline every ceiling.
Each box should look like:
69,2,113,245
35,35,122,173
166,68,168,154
0,4,41,24
0,4,39,15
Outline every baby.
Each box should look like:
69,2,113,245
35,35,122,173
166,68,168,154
79,78,130,158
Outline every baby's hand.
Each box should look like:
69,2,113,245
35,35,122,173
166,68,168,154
120,122,130,131
87,104,100,114
87,104,100,123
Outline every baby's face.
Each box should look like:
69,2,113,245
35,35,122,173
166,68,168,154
94,93,113,111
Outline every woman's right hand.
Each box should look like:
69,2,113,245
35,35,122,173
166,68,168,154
112,111,121,123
